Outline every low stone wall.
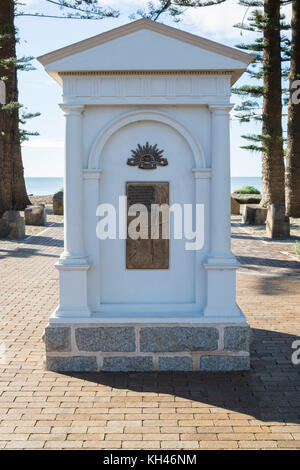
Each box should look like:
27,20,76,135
232,193,262,205
44,323,251,372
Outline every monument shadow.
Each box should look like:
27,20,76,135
63,328,300,425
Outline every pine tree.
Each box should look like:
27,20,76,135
139,0,291,214
233,0,290,208
285,0,300,217
130,0,227,22
0,1,119,211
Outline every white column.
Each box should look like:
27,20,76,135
83,169,102,310
59,104,87,265
53,104,91,319
204,103,243,319
208,104,234,262
192,169,211,307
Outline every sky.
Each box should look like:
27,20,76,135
16,0,291,177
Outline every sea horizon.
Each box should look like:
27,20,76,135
25,176,263,196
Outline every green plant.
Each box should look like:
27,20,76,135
54,188,64,195
295,241,300,256
234,185,261,195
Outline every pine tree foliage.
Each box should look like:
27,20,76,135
129,0,227,22
232,1,290,153
0,1,120,210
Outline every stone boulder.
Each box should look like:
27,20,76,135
53,191,63,215
24,204,46,226
0,219,10,238
266,203,290,239
2,210,25,239
231,197,240,215
242,204,267,225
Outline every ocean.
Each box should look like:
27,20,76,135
25,177,64,196
25,176,262,196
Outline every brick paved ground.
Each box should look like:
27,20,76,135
0,219,300,450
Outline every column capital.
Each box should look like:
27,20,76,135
192,168,212,180
59,103,85,116
82,169,102,181
208,103,234,115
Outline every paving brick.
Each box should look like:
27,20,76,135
0,217,300,450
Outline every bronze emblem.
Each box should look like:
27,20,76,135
127,142,168,170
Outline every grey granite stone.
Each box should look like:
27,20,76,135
102,356,153,372
200,355,250,371
45,327,71,352
46,356,98,372
140,327,219,352
158,356,193,371
224,326,251,352
75,327,135,352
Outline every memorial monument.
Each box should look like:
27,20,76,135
39,19,253,372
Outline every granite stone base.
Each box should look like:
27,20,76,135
44,321,251,372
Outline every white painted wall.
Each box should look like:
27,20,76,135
82,106,211,168
100,120,196,304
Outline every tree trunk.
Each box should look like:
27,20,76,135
0,107,8,217
0,0,30,210
260,0,285,207
285,0,300,217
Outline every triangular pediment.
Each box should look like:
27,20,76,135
38,19,253,85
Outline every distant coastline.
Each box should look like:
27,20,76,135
25,176,263,196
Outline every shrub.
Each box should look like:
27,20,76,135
234,185,261,195
295,241,300,256
54,188,64,195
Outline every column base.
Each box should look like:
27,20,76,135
53,305,91,319
44,316,251,372
59,251,89,265
55,262,91,318
204,260,242,318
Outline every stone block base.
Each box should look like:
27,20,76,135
2,210,25,239
53,191,63,215
241,204,267,225
230,197,240,215
266,203,290,239
25,204,46,226
44,321,251,372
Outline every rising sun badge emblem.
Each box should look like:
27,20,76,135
127,142,168,170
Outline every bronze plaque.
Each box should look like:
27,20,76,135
126,182,169,270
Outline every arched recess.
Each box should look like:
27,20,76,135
87,109,206,169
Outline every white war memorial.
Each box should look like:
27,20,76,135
38,19,253,372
